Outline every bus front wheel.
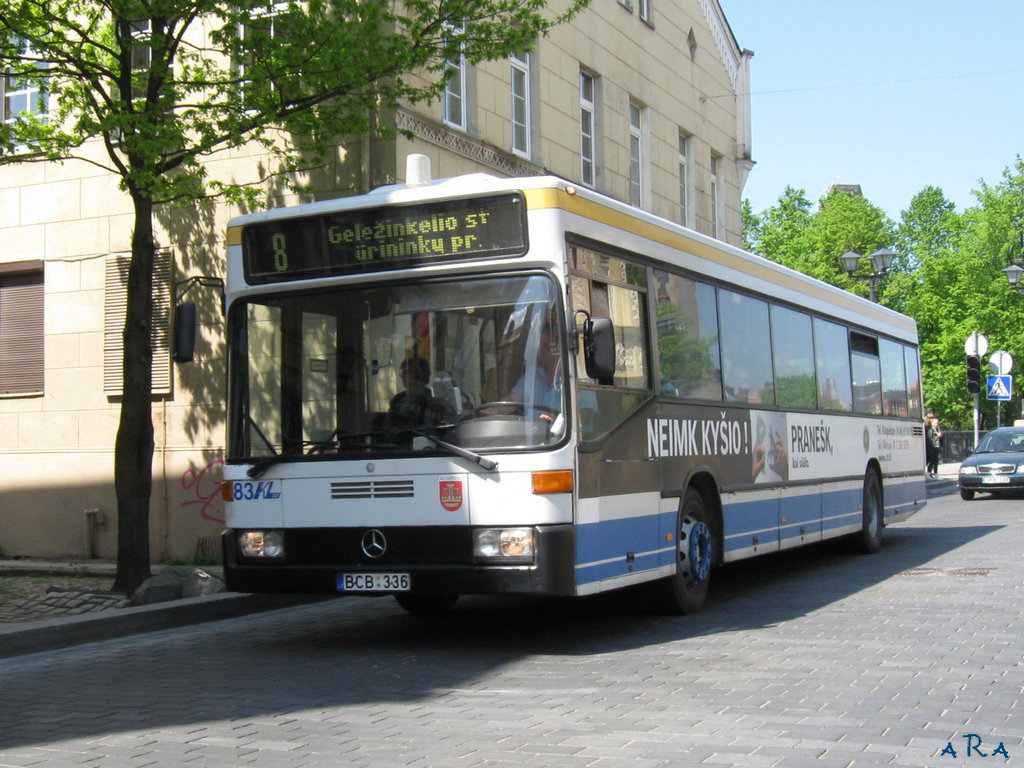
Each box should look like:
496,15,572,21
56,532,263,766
658,487,714,614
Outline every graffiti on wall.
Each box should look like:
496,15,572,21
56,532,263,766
181,458,225,524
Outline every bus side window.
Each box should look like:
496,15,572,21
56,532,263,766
652,270,722,400
719,289,773,405
770,305,816,409
813,318,853,411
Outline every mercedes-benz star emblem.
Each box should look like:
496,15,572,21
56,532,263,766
361,529,387,559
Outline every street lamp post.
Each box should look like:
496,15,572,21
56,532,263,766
842,247,895,302
1002,258,1024,421
1003,259,1024,294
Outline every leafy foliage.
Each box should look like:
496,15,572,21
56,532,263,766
1,0,584,203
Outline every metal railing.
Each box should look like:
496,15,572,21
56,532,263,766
941,430,988,462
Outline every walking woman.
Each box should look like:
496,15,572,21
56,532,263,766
925,412,943,478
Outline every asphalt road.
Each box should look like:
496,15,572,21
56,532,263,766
0,487,1020,767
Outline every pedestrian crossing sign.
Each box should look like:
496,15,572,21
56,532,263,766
986,375,1012,401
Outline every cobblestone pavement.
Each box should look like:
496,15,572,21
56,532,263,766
1,488,1021,767
0,572,127,624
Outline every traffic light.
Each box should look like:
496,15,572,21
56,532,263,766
966,354,982,394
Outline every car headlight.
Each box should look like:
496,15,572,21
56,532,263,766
959,466,978,475
238,530,285,559
473,528,535,564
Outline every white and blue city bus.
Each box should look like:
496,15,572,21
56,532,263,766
215,155,925,614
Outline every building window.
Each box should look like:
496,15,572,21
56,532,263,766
510,49,531,158
628,100,644,208
710,153,721,238
3,39,49,140
103,251,173,396
638,0,652,25
443,26,467,130
678,132,691,227
235,2,294,106
129,19,152,101
0,263,44,396
579,70,596,187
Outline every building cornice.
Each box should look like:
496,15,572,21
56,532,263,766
396,108,545,178
698,0,742,91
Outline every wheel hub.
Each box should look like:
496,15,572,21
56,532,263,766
680,516,712,583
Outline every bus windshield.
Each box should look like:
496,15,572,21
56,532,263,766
227,273,567,462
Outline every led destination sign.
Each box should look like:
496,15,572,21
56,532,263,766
243,193,527,283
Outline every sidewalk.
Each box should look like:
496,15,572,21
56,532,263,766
0,559,317,659
929,461,960,487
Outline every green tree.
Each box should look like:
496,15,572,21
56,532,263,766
892,160,1024,430
883,187,963,318
740,197,759,252
748,186,895,299
894,186,962,271
747,186,813,267
805,188,896,299
884,187,966,425
958,156,1024,428
0,0,584,594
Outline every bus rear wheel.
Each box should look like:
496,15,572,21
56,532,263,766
657,487,713,614
849,470,884,554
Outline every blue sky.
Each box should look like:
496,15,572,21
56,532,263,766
722,1,1024,221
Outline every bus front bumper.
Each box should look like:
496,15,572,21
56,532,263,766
222,524,576,597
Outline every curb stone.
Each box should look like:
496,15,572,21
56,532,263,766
0,591,323,659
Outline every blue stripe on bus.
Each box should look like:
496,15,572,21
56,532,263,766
575,511,672,562
882,476,926,520
573,479,925,588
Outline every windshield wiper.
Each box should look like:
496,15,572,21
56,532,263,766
392,425,498,471
247,447,301,479
246,426,496,477
247,431,383,477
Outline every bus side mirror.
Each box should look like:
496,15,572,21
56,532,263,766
172,302,197,363
583,316,615,381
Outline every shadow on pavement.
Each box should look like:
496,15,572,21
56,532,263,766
0,511,1001,752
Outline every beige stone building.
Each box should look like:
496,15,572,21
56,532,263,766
0,0,752,561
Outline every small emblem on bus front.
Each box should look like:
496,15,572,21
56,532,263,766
439,478,463,511
361,529,387,559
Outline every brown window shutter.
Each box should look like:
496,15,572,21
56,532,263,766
0,269,44,395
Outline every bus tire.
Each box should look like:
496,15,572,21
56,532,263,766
394,593,459,614
850,470,884,554
657,487,714,614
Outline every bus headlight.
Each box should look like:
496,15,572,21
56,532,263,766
238,530,285,559
473,528,535,563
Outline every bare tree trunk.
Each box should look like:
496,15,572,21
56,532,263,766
112,194,156,596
